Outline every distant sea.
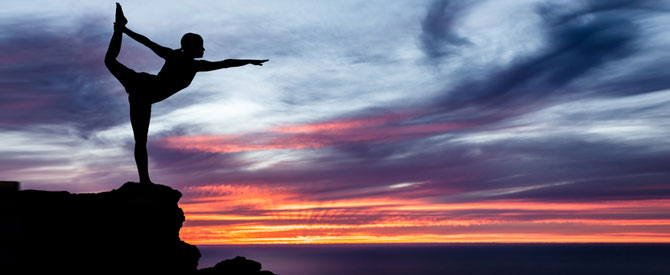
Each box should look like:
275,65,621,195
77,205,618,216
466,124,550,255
197,243,670,275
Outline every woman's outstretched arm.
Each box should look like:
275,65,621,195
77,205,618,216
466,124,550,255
120,25,173,59
196,59,269,72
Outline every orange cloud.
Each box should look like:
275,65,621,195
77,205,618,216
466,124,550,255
179,183,670,244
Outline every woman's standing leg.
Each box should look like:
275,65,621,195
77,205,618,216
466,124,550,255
129,99,153,184
106,3,152,183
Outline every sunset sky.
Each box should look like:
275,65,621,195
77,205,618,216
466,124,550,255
2,0,670,244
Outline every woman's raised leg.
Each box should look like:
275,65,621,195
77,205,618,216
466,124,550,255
105,3,131,86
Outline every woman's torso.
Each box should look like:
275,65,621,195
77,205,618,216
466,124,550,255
152,50,199,102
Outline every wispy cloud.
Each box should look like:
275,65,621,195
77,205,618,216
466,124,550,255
0,18,125,136
158,110,470,153
420,0,474,59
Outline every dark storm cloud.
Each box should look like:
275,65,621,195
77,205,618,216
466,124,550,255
497,175,670,202
420,0,473,59
0,18,127,136
547,0,670,25
407,0,670,133
437,1,639,111
588,63,670,97
455,136,670,202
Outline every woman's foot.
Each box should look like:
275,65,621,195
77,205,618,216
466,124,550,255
115,3,128,26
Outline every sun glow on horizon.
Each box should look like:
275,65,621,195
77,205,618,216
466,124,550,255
179,184,670,245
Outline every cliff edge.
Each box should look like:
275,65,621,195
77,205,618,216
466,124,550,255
0,182,274,274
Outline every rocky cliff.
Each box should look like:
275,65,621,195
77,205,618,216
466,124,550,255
0,182,274,274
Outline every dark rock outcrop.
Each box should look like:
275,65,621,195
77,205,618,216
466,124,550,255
2,182,199,274
0,182,275,274
198,256,276,275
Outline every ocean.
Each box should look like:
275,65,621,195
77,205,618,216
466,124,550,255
197,243,670,275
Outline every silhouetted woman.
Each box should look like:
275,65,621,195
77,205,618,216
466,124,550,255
105,3,268,183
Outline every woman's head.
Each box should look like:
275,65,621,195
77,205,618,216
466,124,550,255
180,33,204,58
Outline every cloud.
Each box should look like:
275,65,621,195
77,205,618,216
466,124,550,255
179,181,670,244
151,86,670,202
407,0,670,135
3,0,670,243
437,1,641,110
0,18,128,137
156,110,470,154
420,0,474,59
